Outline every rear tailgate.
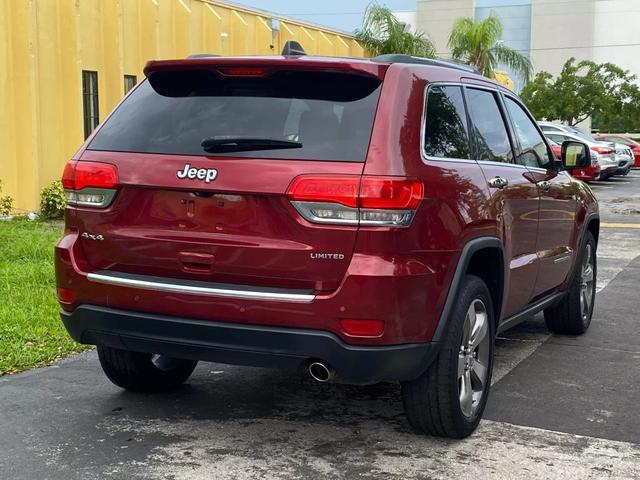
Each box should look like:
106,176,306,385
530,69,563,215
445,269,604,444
68,59,386,293
75,152,364,291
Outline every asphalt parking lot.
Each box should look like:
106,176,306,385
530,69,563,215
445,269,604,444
1,173,640,480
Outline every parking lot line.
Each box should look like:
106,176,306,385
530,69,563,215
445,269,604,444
601,222,640,229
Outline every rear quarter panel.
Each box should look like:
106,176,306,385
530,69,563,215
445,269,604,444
559,178,599,291
360,65,498,339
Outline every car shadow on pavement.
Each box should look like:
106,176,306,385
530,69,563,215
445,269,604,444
103,365,409,430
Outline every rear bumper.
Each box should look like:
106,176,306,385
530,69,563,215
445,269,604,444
56,230,457,346
62,305,437,383
572,164,600,181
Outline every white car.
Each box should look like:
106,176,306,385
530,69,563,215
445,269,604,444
544,130,618,180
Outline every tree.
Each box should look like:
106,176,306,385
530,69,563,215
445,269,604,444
448,15,532,80
593,71,640,132
519,57,639,128
355,4,436,58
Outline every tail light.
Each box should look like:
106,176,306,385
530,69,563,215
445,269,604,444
591,146,613,155
62,161,118,208
287,175,423,227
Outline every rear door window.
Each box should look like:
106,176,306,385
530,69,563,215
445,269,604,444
466,88,513,163
88,70,382,162
423,85,470,159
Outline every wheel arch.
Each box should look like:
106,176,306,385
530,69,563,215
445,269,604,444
560,213,599,292
587,216,600,246
432,237,504,343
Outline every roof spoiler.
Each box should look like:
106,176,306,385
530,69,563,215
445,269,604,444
281,41,306,56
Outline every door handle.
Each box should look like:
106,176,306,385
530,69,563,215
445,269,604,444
537,180,551,192
488,176,509,189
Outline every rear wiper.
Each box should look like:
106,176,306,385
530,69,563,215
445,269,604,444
201,136,302,153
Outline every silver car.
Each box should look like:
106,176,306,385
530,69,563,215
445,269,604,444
613,145,633,175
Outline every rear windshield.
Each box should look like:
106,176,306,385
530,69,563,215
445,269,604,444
88,69,382,162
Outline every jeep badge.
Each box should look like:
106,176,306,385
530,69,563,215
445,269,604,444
177,164,218,183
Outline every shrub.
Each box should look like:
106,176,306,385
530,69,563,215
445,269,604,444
0,180,14,216
40,180,67,220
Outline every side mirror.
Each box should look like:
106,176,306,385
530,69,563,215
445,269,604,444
561,141,590,170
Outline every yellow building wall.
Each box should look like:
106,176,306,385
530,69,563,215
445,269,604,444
0,0,364,212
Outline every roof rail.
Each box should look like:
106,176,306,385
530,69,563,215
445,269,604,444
187,53,222,59
371,54,480,74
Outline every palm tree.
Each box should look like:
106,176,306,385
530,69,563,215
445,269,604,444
355,4,436,58
448,15,532,80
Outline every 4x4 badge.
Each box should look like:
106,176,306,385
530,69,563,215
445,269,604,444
81,232,104,241
177,164,218,183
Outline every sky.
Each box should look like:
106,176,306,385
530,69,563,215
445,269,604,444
232,0,417,33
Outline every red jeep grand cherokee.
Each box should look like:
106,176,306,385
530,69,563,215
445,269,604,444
56,51,599,439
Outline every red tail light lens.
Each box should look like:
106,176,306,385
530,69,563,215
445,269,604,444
340,319,385,337
62,161,118,190
287,175,423,227
286,176,359,207
359,177,423,209
591,146,613,155
61,162,77,189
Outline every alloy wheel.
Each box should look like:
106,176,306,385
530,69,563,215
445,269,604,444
457,299,491,418
580,243,595,322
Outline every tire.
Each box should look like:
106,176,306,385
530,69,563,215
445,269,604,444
401,275,495,438
97,345,198,392
544,231,596,335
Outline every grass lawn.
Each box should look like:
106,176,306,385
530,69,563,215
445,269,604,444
0,218,90,375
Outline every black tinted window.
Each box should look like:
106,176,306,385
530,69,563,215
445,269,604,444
466,88,513,163
504,97,551,169
88,70,381,161
423,85,470,159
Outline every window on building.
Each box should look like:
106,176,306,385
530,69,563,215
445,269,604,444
124,74,137,94
82,71,99,139
423,85,470,159
466,88,513,163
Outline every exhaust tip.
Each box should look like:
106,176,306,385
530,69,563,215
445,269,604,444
308,361,334,383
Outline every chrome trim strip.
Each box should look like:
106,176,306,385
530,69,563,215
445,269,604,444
477,159,529,170
87,272,315,303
